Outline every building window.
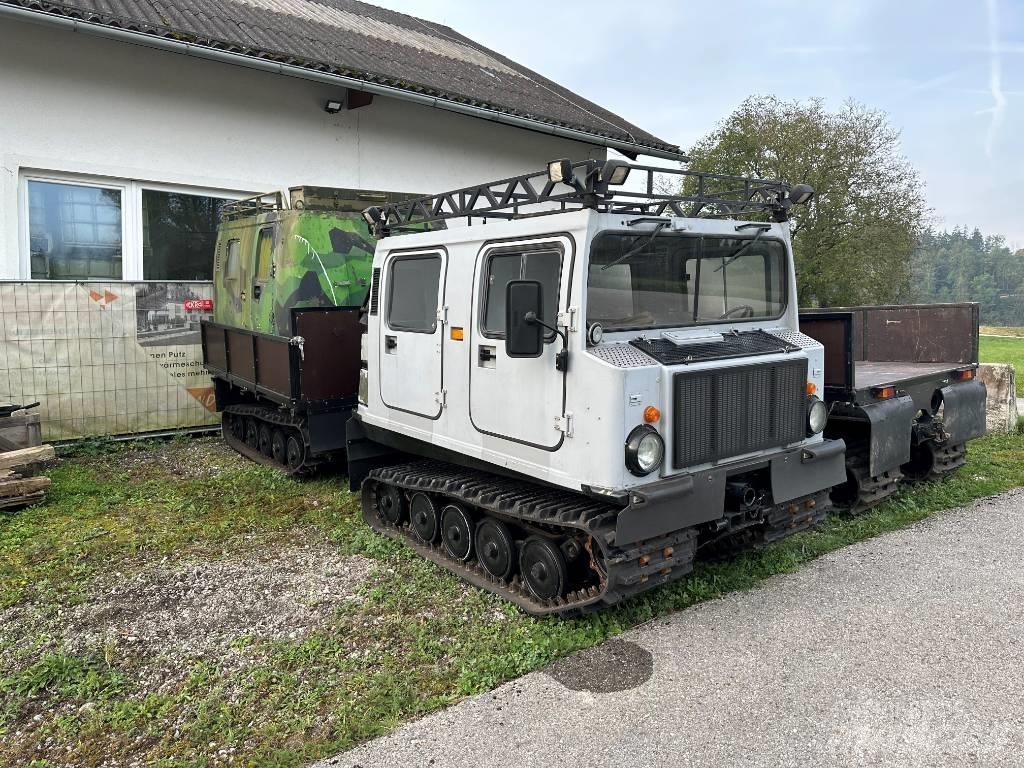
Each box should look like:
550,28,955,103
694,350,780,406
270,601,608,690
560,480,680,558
387,255,442,333
22,171,248,282
28,180,123,279
142,189,232,281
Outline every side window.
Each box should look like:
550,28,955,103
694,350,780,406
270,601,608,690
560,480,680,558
387,255,442,332
224,239,240,283
254,227,273,283
482,248,561,339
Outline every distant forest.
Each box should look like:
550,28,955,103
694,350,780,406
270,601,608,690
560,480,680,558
911,228,1024,327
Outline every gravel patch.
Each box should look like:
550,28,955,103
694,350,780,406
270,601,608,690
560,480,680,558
0,536,373,692
66,543,372,659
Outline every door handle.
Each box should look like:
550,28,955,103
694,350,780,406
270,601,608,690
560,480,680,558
385,335,398,352
253,284,262,300
478,345,495,363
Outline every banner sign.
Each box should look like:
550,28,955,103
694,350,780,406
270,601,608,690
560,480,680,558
0,281,219,440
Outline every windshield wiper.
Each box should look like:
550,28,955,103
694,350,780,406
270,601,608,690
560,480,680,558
713,222,771,272
601,221,669,271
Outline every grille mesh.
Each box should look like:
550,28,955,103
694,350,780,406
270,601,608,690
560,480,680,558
369,267,381,315
631,330,799,365
673,358,807,469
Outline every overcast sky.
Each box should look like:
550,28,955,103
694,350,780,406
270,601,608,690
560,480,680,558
373,0,1023,248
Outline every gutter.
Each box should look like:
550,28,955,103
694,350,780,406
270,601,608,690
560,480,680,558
0,4,688,162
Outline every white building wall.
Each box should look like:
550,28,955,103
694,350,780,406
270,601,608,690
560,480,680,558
0,18,604,278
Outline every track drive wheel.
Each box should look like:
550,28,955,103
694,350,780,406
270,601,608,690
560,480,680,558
901,440,936,482
244,418,259,449
377,484,406,525
271,429,287,465
520,536,567,600
410,492,440,543
475,518,516,580
440,503,474,561
258,423,273,457
230,415,246,442
285,432,305,473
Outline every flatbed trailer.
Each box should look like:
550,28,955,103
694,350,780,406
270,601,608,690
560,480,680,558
801,303,986,512
201,306,361,472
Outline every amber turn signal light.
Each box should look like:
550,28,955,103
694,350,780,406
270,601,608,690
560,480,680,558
871,385,896,400
450,327,464,341
806,382,817,395
643,406,661,423
953,369,974,381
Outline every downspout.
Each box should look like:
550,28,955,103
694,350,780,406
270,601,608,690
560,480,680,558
0,4,689,162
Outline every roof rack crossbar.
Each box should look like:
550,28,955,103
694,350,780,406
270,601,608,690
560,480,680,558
363,161,799,236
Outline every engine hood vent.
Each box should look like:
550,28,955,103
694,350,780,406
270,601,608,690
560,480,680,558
630,329,800,366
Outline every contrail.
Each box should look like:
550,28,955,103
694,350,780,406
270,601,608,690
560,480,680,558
984,0,1006,159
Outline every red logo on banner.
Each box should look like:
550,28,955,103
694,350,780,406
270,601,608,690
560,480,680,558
187,386,217,413
184,299,214,311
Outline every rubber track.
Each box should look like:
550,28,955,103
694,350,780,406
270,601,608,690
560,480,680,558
363,461,698,617
221,405,320,476
832,450,902,517
700,489,832,560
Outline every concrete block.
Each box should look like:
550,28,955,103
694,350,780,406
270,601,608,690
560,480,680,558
977,363,1018,433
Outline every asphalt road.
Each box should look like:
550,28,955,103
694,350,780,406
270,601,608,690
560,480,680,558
318,490,1024,768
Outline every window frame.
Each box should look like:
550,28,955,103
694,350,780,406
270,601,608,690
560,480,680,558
19,169,250,282
223,239,242,283
585,230,789,332
253,227,275,285
478,241,565,342
385,251,445,334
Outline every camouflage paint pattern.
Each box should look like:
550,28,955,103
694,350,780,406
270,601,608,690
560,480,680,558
213,209,376,336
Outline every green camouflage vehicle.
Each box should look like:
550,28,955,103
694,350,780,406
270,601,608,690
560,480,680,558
203,186,417,472
212,186,408,334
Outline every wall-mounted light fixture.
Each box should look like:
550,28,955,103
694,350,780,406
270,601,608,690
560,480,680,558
324,98,344,114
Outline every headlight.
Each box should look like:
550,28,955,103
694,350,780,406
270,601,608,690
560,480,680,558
806,396,828,435
625,425,664,476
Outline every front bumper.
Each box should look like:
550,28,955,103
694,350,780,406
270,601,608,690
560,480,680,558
596,438,847,546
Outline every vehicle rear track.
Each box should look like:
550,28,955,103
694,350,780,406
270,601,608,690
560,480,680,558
363,461,698,617
221,406,322,475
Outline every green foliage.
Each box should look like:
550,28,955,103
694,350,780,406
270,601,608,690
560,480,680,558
912,227,1024,326
979,335,1024,396
684,95,927,307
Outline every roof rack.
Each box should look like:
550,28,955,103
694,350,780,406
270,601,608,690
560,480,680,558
361,159,813,237
221,192,285,221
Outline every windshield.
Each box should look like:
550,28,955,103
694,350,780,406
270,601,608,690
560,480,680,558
586,232,787,331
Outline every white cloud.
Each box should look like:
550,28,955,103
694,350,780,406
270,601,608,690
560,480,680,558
982,0,1008,159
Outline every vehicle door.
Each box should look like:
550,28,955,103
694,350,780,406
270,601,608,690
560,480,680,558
250,224,275,332
378,248,447,419
470,237,570,450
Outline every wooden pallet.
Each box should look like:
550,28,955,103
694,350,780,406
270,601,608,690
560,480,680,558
0,445,55,510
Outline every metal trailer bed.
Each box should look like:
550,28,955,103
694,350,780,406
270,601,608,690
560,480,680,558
799,303,980,403
200,306,362,469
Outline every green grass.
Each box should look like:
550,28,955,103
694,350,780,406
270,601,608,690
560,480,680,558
3,433,1024,766
979,335,1024,396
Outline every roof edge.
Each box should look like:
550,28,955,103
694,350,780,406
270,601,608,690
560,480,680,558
0,3,687,161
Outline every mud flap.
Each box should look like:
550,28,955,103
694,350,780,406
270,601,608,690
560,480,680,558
615,469,726,547
770,438,846,504
861,395,917,477
941,380,987,444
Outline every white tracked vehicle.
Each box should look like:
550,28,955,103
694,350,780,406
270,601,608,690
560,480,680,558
345,159,986,616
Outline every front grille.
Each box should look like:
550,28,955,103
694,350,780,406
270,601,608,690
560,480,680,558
673,358,807,469
631,330,800,365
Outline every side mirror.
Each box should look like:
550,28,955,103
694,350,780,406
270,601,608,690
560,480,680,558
505,280,544,358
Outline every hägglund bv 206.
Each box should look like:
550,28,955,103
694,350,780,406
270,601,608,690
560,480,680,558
204,160,988,616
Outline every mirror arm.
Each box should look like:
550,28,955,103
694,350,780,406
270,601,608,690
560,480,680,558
526,313,569,372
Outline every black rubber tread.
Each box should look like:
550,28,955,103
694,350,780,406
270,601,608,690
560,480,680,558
901,440,967,485
362,461,698,617
831,450,902,517
700,489,831,560
222,405,321,476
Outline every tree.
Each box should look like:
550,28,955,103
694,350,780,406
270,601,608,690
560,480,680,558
911,228,1024,326
684,96,928,307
